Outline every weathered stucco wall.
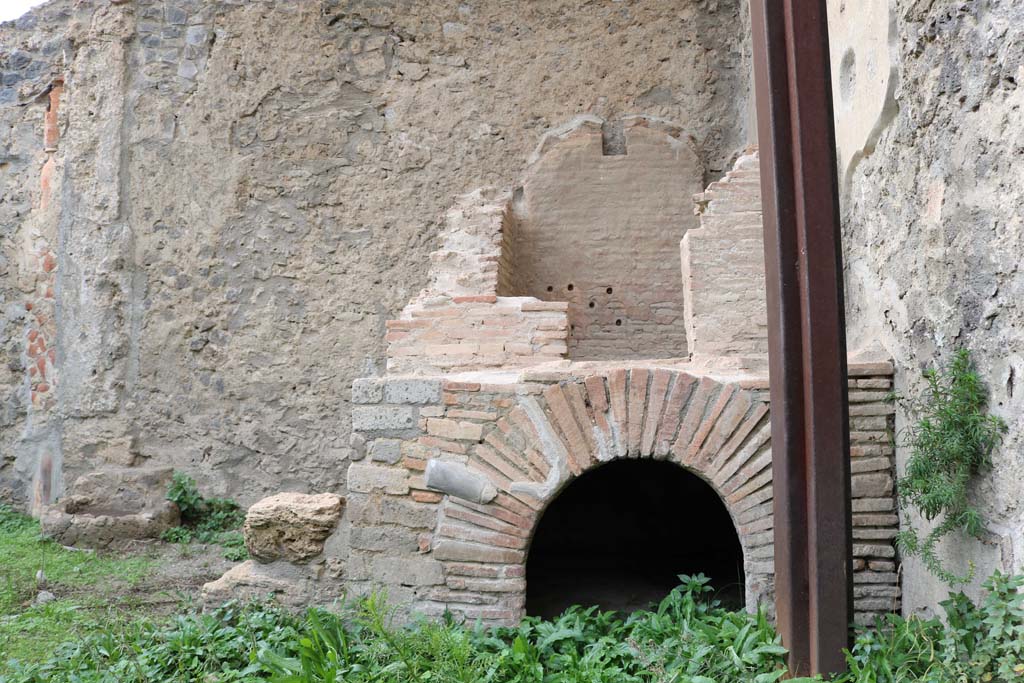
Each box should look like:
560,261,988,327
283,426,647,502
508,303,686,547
0,1,71,505
840,0,1024,615
1,0,751,506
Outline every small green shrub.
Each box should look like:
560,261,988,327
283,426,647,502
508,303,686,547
162,472,247,560
196,497,246,537
839,613,944,682
158,525,191,544
165,471,205,525
937,571,1024,682
262,574,790,683
894,349,1007,584
836,571,1024,683
218,531,249,561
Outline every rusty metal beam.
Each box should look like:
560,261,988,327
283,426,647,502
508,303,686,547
749,0,853,676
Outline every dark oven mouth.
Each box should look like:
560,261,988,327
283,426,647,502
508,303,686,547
524,458,745,619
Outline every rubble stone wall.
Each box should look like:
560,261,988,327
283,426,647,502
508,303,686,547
0,0,752,506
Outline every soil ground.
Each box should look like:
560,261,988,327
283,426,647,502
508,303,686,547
57,539,235,615
0,506,237,665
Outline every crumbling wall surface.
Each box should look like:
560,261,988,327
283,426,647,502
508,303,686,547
0,0,751,506
840,0,1024,615
683,148,765,369
0,1,73,504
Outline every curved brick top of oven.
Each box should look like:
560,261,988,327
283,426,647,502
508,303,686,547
347,361,898,626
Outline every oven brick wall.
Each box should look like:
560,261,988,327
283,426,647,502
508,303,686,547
344,364,898,625
682,148,768,369
506,116,704,361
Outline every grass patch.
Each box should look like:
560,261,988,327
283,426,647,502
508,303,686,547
0,505,153,664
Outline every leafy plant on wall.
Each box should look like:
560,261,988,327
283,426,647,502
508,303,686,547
893,349,1007,585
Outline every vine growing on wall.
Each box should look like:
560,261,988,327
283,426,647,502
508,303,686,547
894,349,1007,585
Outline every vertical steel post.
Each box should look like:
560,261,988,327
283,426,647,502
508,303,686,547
749,0,853,676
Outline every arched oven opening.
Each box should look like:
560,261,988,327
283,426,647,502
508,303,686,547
525,458,745,618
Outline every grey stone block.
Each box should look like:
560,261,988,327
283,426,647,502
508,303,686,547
369,438,402,464
432,540,523,564
186,26,209,45
424,459,497,504
349,432,367,461
853,543,896,559
347,463,409,494
851,472,893,498
177,60,199,80
165,6,188,24
350,525,419,553
383,379,443,404
372,556,444,585
351,406,416,431
348,497,438,529
352,378,384,404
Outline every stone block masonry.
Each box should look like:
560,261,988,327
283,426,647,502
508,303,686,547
341,135,901,626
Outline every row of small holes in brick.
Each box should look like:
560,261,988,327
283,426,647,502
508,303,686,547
546,285,622,330
546,285,614,295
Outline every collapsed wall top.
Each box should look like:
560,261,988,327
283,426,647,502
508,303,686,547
682,149,768,370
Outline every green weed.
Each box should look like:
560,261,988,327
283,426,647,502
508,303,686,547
5,498,1024,683
262,574,790,683
893,349,1007,584
161,472,248,560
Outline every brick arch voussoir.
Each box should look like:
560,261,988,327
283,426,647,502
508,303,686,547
430,368,777,619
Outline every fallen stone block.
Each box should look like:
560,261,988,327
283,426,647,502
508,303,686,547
201,560,324,608
244,492,344,564
39,466,180,547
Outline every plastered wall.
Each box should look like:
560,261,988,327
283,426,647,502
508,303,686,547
834,0,1024,616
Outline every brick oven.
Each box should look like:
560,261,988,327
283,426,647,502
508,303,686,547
343,118,900,625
